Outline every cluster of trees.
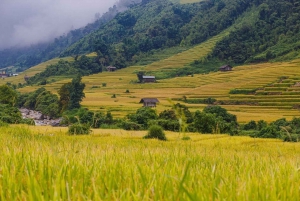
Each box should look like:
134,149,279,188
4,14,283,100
212,0,300,64
0,85,33,125
61,0,248,66
241,118,300,142
27,56,102,85
21,75,85,118
0,75,85,125
120,104,238,135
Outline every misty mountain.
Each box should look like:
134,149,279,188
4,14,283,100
1,0,300,73
0,0,142,70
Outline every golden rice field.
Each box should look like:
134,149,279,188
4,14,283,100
15,59,300,123
1,125,300,200
1,29,299,123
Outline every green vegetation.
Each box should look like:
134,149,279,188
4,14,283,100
68,123,91,135
0,85,18,106
212,0,300,64
242,117,300,142
26,56,101,85
144,125,167,140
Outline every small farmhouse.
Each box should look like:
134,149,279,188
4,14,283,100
139,98,159,107
106,66,117,72
142,76,156,83
219,65,232,72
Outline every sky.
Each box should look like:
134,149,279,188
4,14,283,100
0,0,116,50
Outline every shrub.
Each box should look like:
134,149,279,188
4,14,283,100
0,120,9,127
125,89,130,93
68,123,91,135
119,121,142,130
144,125,167,141
102,83,107,87
283,134,299,142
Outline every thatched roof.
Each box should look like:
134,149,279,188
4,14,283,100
139,98,159,103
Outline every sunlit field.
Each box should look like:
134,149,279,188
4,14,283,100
16,58,300,122
1,125,300,200
3,29,299,122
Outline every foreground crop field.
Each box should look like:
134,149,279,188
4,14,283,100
1,125,300,200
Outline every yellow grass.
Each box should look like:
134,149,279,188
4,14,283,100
1,125,300,200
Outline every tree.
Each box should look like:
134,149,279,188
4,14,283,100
68,75,85,110
0,85,18,106
58,83,71,112
127,107,157,128
203,105,237,124
58,75,85,111
136,71,145,83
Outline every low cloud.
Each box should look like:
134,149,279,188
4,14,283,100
0,0,116,50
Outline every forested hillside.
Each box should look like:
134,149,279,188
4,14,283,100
212,0,300,64
60,0,253,64
1,0,300,74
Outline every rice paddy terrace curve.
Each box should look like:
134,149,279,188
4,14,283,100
5,32,300,122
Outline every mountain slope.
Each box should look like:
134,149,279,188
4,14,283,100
211,0,300,64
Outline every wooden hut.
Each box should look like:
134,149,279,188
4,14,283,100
219,65,232,72
142,76,156,83
106,66,117,72
139,98,159,107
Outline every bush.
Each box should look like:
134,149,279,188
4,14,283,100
118,120,142,130
144,125,167,141
0,120,9,127
20,118,35,125
283,134,299,142
68,123,91,135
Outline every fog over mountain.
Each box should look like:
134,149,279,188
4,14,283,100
0,0,116,50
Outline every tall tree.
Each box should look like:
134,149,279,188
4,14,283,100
0,85,18,106
58,75,85,111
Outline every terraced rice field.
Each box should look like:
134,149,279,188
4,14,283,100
15,58,300,123
4,30,299,123
1,125,300,200
0,57,74,85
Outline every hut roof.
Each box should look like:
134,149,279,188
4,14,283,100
142,76,155,79
219,65,232,70
106,66,117,69
139,98,159,103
